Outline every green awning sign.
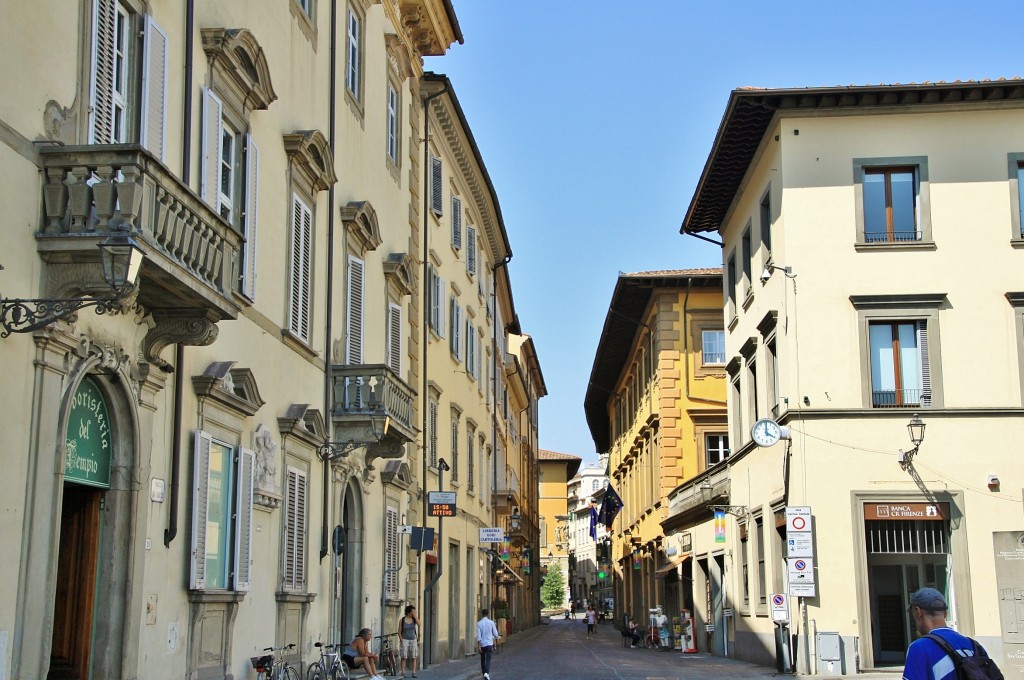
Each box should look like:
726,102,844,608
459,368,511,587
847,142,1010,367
65,377,112,488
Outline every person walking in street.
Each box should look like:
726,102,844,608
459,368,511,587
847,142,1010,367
569,600,577,619
476,608,500,680
902,587,1001,680
585,604,597,639
398,604,419,678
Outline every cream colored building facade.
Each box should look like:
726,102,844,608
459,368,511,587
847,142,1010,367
538,449,582,610
676,80,1024,675
584,270,727,627
0,2,544,679
567,459,610,606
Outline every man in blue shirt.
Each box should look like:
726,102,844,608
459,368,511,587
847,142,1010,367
476,608,500,680
903,587,977,680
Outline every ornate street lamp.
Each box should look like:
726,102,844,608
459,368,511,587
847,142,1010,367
1,231,144,337
898,414,927,470
316,411,391,462
510,506,521,532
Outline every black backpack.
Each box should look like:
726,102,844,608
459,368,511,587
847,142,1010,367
924,633,1004,680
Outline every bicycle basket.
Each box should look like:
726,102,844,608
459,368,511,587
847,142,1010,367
250,655,273,671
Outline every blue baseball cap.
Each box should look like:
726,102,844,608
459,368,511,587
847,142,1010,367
908,587,947,612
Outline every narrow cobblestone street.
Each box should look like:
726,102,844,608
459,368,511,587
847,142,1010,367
408,616,901,680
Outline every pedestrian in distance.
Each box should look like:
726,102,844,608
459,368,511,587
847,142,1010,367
902,587,1003,680
342,627,383,680
626,616,642,648
570,600,577,618
398,604,419,678
585,604,597,639
476,608,500,680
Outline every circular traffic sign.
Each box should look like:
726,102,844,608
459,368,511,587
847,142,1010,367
791,516,807,530
772,594,785,606
794,560,807,571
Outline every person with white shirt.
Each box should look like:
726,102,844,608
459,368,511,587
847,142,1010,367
475,608,500,679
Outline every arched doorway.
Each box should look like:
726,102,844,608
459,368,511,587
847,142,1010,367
341,478,364,643
48,372,138,679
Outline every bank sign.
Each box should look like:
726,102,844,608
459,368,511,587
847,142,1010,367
64,378,112,488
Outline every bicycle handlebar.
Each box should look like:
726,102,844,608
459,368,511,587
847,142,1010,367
263,643,296,652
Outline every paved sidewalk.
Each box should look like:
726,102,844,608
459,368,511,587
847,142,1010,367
408,616,902,680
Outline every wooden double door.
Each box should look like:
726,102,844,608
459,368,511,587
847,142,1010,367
48,483,102,680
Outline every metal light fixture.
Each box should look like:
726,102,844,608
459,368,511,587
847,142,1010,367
1,231,144,338
898,413,926,470
316,410,391,462
510,506,521,532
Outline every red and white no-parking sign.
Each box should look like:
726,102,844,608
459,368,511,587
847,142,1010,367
786,506,813,533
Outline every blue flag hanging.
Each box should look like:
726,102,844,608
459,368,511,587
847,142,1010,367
589,505,598,541
598,485,624,529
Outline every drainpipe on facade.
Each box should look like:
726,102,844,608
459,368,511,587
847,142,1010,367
165,0,195,548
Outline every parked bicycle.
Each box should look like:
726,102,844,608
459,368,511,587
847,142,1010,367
307,641,344,680
251,643,298,680
372,633,399,677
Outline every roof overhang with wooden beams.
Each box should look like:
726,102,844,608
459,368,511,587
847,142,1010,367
681,79,1024,235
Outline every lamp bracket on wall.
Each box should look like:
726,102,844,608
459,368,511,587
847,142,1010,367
710,505,747,518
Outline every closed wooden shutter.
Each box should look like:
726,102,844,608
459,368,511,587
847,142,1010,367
385,506,399,598
234,447,254,591
387,302,402,374
918,321,931,406
200,88,224,207
140,15,168,160
451,196,462,248
347,256,365,364
467,428,475,491
241,135,259,300
450,416,459,481
288,195,313,341
89,0,117,144
190,430,213,590
428,399,438,468
436,274,446,338
284,467,307,591
430,156,443,214
467,226,477,275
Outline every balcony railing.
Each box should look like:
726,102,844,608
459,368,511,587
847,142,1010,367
864,230,922,244
330,364,416,441
38,146,243,320
872,388,929,408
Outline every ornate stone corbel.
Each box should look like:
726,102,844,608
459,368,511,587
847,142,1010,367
142,309,219,372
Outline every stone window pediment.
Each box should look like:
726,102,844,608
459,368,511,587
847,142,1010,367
192,361,265,416
381,460,413,489
201,28,278,112
341,201,382,256
284,129,338,194
278,403,327,448
383,252,414,297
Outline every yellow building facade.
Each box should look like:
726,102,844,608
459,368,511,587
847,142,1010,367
0,2,544,678
538,449,582,610
584,270,727,627
677,80,1024,675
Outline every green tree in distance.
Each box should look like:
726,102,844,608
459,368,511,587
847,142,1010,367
541,563,566,609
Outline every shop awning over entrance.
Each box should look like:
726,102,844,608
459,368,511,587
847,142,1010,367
654,553,691,579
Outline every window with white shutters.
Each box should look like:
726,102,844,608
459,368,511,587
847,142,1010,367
428,399,439,468
241,135,259,300
288,195,314,343
466,319,476,379
190,430,253,592
346,8,361,99
451,196,462,249
89,1,167,158
449,297,463,360
450,411,460,482
387,302,403,374
283,467,307,591
467,425,475,492
430,156,443,215
347,256,365,364
386,82,399,163
385,506,399,598
467,226,477,275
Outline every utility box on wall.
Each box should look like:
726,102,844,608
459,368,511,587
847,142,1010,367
816,631,844,676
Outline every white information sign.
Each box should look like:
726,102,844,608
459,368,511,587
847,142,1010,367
786,506,813,533
770,593,789,622
428,491,457,505
787,557,815,582
479,527,505,543
787,533,814,557
789,582,817,597
398,525,412,535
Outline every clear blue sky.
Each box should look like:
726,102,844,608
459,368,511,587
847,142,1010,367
425,1,1022,464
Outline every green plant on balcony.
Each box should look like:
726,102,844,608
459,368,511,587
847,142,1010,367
490,598,511,619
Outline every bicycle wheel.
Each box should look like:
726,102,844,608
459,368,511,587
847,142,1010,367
644,634,659,650
306,662,324,680
282,664,299,680
382,650,398,676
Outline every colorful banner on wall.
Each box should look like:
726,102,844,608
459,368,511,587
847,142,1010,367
714,510,727,543
633,553,642,570
500,541,510,561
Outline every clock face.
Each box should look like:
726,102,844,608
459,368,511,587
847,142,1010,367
751,418,781,447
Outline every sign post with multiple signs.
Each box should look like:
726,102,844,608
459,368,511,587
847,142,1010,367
786,506,816,598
